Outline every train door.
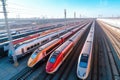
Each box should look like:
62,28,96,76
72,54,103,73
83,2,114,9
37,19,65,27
22,48,24,54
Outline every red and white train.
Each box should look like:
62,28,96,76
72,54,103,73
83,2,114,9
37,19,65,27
77,22,95,79
45,22,91,73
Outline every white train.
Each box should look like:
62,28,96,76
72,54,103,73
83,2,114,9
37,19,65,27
8,25,79,60
77,21,95,79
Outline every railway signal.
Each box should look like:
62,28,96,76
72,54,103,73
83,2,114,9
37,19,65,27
1,0,19,66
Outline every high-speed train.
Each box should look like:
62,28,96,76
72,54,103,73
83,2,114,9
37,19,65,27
27,24,86,67
0,30,18,38
8,23,82,60
46,22,91,74
77,22,95,79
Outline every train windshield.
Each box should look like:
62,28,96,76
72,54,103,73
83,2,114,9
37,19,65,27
49,56,56,63
49,51,60,63
79,54,89,68
31,48,42,59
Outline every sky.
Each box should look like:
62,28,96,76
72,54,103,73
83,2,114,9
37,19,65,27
0,0,120,18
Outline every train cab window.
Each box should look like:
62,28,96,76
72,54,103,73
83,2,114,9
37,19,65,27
31,49,42,59
49,56,56,63
49,51,60,63
31,53,37,59
50,57,56,63
79,54,89,68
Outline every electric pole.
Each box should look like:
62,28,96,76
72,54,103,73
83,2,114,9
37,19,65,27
64,9,66,19
1,0,18,66
64,9,67,28
74,12,76,26
74,12,76,18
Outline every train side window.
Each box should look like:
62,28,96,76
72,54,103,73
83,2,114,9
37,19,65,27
31,46,34,48
27,47,30,50
41,39,49,44
22,48,24,53
46,43,58,54
79,54,89,68
34,44,38,47
60,32,65,35
51,35,58,39
37,43,40,46
87,41,92,43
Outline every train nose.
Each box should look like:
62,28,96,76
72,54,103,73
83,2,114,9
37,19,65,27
28,58,34,67
46,62,53,73
78,70,86,79
8,55,13,59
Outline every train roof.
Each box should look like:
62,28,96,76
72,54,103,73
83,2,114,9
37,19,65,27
55,41,71,52
40,39,58,49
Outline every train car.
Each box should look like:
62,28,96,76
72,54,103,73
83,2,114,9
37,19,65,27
46,23,90,74
77,22,95,79
0,30,19,38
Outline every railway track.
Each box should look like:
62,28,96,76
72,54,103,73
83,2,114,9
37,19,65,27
98,21,120,72
91,21,120,80
102,32,120,80
99,22,120,59
77,21,120,80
